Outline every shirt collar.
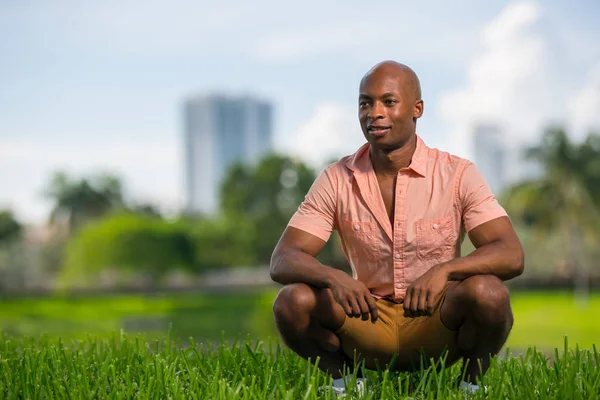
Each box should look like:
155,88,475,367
345,134,428,177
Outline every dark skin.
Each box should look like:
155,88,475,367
271,61,524,383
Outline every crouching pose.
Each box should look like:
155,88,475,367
270,61,524,396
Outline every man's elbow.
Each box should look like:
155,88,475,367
269,248,285,283
509,245,525,278
269,266,281,284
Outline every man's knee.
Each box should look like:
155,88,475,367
460,275,512,326
272,283,316,324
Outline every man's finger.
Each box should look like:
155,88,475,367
365,294,379,323
348,297,361,317
410,288,420,314
403,290,412,318
426,291,436,316
357,296,370,321
340,299,353,317
417,290,427,315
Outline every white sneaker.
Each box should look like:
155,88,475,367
318,379,366,398
459,380,488,396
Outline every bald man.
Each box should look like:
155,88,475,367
270,61,524,396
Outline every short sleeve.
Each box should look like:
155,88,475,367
287,166,337,242
458,162,508,232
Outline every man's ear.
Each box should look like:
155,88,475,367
413,100,424,119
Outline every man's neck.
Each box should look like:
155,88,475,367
370,134,417,176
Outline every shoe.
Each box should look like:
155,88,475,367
459,380,488,396
318,379,366,398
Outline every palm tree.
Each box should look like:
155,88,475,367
45,172,125,233
502,127,600,303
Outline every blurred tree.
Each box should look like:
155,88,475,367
0,210,26,293
501,127,600,301
130,203,163,218
220,154,350,269
220,154,316,265
578,133,600,206
192,216,257,270
60,213,195,288
0,210,21,243
44,172,125,232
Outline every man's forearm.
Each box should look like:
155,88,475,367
441,239,524,281
269,248,340,288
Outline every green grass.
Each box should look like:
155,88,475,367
1,291,599,398
509,291,600,349
0,332,598,399
1,290,598,351
0,290,275,341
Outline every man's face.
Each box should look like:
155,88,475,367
358,70,422,149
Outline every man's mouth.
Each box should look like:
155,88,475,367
367,125,391,137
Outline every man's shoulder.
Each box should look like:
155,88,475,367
425,143,473,170
317,145,367,177
316,157,353,181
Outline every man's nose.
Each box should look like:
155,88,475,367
368,102,384,120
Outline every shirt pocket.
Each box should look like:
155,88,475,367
342,220,380,267
415,216,455,261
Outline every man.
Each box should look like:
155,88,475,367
270,61,524,396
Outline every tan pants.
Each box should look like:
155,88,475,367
335,283,460,371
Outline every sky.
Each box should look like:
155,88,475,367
1,0,599,224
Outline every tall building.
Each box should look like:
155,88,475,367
184,94,273,214
473,124,507,195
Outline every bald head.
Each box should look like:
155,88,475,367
357,61,424,148
360,61,422,101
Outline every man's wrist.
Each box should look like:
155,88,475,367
321,267,341,289
437,262,452,280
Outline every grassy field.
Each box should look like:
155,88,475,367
0,332,598,399
0,290,599,398
0,290,598,350
508,291,599,349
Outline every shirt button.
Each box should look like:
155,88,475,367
395,253,401,259
354,224,360,231
433,223,439,229
396,283,403,289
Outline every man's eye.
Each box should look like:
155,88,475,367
359,101,368,107
385,99,396,105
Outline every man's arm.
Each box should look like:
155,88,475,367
404,161,524,317
446,161,524,280
270,226,336,288
403,216,523,317
442,215,524,281
270,226,379,322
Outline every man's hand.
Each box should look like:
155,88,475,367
328,269,379,323
403,264,449,318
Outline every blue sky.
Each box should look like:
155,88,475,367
1,0,599,223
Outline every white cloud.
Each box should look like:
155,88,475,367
483,2,540,44
0,137,182,224
288,103,365,169
569,62,600,138
437,1,557,159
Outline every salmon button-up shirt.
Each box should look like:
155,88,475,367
288,135,507,302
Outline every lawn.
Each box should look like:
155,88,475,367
0,332,598,399
0,290,599,398
508,291,600,350
0,290,598,351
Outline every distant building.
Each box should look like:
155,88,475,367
183,94,273,214
473,124,507,195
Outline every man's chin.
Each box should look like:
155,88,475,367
367,132,415,151
367,135,395,149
